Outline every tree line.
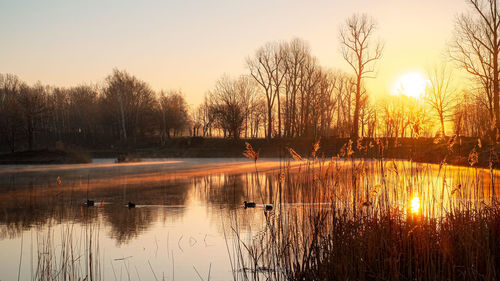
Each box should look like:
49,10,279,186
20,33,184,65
199,0,500,141
0,70,191,151
1,0,499,152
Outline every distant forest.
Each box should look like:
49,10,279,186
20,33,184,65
0,8,498,152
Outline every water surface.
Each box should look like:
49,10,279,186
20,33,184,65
0,158,498,280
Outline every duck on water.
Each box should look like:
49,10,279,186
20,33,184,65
244,201,274,211
244,201,256,208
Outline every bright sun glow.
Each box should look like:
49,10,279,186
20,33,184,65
392,72,428,99
410,196,420,214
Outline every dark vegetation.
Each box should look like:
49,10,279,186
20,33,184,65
0,147,90,164
229,138,500,281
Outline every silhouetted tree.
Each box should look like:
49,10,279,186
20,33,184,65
16,83,47,150
453,89,491,136
0,74,24,151
451,0,500,136
207,75,256,139
424,64,456,137
158,90,191,142
102,69,156,144
247,42,287,139
339,14,383,139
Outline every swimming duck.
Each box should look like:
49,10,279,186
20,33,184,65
128,201,136,208
244,201,256,208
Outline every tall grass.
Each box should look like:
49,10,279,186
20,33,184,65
30,215,102,281
230,140,500,281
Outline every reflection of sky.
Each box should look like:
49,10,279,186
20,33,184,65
0,159,498,280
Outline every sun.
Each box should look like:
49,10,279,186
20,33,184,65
391,72,428,99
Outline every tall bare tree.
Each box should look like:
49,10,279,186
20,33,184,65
339,14,383,139
282,39,310,137
451,0,500,136
247,42,287,139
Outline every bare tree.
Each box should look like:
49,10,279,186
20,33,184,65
282,39,310,137
332,72,356,137
453,89,491,136
247,42,287,139
424,65,455,137
0,74,24,151
102,69,156,143
207,75,255,139
15,83,48,150
339,14,383,139
158,90,190,142
451,0,500,136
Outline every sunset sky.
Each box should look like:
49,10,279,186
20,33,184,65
0,0,469,106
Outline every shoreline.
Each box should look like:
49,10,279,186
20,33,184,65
0,136,498,169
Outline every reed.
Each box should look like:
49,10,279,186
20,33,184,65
29,217,103,281
230,140,500,281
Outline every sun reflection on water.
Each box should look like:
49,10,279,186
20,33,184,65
411,195,420,214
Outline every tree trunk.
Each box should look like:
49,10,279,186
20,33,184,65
440,113,445,137
494,47,500,139
118,93,127,141
266,97,273,139
351,77,361,140
277,89,281,137
28,118,33,150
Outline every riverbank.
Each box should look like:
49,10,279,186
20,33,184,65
92,136,498,169
0,148,91,164
0,136,498,168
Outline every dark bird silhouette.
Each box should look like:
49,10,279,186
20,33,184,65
244,201,256,208
86,200,94,207
128,201,136,208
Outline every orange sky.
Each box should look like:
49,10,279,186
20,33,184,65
0,0,469,107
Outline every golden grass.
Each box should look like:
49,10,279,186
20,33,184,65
229,140,500,281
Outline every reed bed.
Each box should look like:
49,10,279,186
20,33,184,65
231,140,500,281
29,212,103,281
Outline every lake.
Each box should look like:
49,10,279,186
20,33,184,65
0,158,498,280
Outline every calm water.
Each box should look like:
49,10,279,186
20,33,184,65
0,158,498,280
